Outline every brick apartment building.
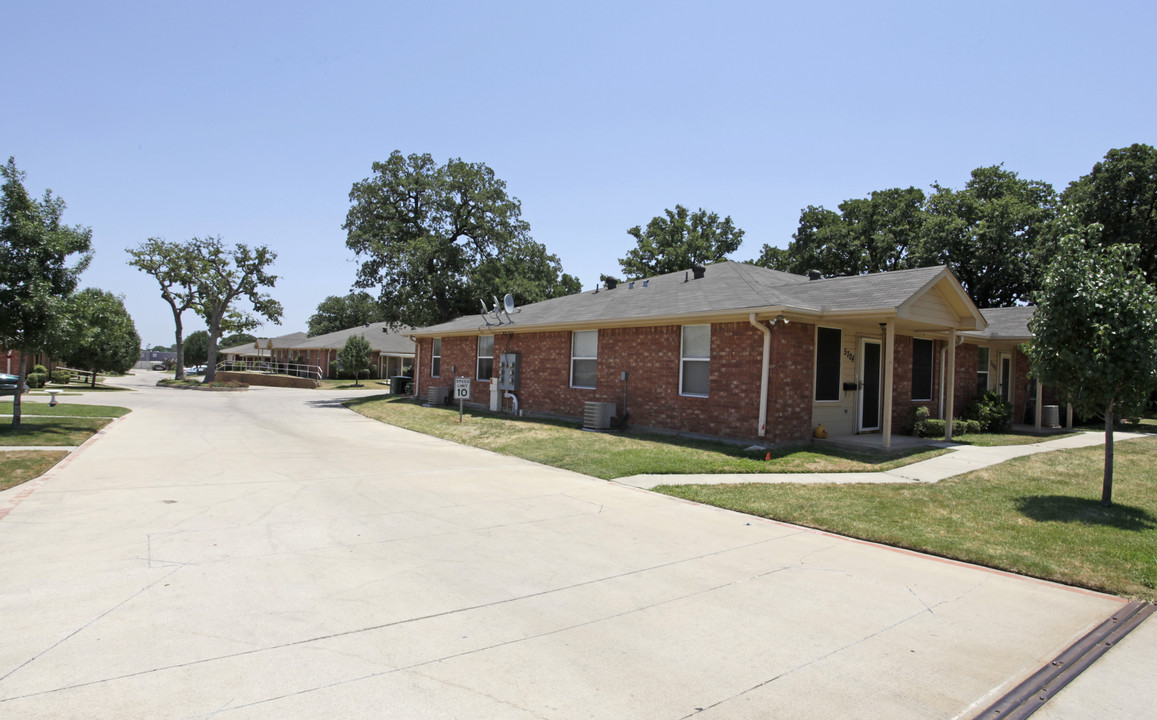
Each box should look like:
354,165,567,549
409,261,1046,447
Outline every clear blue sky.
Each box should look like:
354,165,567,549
5,1,1154,348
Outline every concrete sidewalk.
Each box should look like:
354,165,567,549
616,430,1150,489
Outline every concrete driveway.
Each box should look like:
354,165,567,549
0,373,1126,718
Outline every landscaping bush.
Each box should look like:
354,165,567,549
51,369,71,384
26,372,47,388
914,418,946,438
33,364,49,376
965,391,1013,433
906,406,931,435
963,419,982,434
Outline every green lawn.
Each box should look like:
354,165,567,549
317,378,392,390
944,431,1080,447
0,416,116,446
0,450,70,491
345,396,947,479
0,401,130,418
658,437,1157,601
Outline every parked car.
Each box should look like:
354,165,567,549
151,363,166,371
0,372,29,396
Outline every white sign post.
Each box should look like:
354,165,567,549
454,377,471,421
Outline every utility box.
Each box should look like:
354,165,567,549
497,352,520,391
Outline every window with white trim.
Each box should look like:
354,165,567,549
911,338,934,401
477,336,493,380
431,338,442,377
680,324,710,396
570,331,597,389
976,346,990,395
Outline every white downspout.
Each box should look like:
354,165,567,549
749,313,771,438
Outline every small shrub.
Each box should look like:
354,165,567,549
964,419,981,434
906,405,931,435
966,391,1013,433
26,372,47,388
914,418,946,438
51,369,71,384
33,364,49,375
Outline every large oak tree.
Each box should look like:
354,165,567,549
618,205,745,279
344,151,579,328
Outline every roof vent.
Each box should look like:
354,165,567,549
691,264,706,280
606,278,618,289
808,269,822,281
628,281,635,289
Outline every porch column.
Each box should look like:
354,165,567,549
945,330,956,441
1041,381,1050,430
882,320,895,449
1067,403,1073,429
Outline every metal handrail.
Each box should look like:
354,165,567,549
215,359,324,380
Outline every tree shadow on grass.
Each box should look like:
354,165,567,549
1015,495,1157,531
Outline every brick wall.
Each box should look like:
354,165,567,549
889,336,942,431
417,321,820,443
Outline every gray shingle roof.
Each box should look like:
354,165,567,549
291,322,415,354
412,261,962,336
966,306,1035,340
219,332,309,355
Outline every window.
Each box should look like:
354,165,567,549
680,325,710,396
431,338,442,377
976,347,989,395
477,335,493,381
911,338,934,401
814,327,842,401
571,331,598,388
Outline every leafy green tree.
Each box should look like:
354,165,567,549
149,344,173,352
914,166,1056,307
219,333,256,350
187,236,282,382
0,157,92,426
183,330,209,367
619,205,745,279
1060,143,1157,283
307,292,387,336
755,190,925,278
344,151,580,327
338,333,372,386
126,238,199,380
61,289,140,386
1026,219,1157,506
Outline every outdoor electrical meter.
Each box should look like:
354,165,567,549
498,353,520,391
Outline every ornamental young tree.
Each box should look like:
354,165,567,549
1026,220,1157,506
338,333,372,386
0,158,93,426
126,238,200,380
619,205,745,279
183,330,209,368
344,151,580,328
61,289,141,386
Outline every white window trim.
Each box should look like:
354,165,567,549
679,324,710,398
477,335,494,381
431,338,442,378
570,330,598,389
976,346,990,392
911,338,934,402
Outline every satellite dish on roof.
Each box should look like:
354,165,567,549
503,294,515,315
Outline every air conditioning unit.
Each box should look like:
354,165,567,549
583,401,616,430
427,386,450,406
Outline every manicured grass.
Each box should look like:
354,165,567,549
0,416,114,446
657,437,1157,601
44,382,132,392
345,396,947,480
0,401,130,418
943,431,1081,447
0,450,70,491
317,378,392,390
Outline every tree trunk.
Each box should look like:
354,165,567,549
1102,401,1115,507
12,353,25,428
173,312,186,381
90,368,97,388
203,316,221,383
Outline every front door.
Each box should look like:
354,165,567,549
859,339,882,432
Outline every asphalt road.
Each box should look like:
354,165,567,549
0,373,1127,719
